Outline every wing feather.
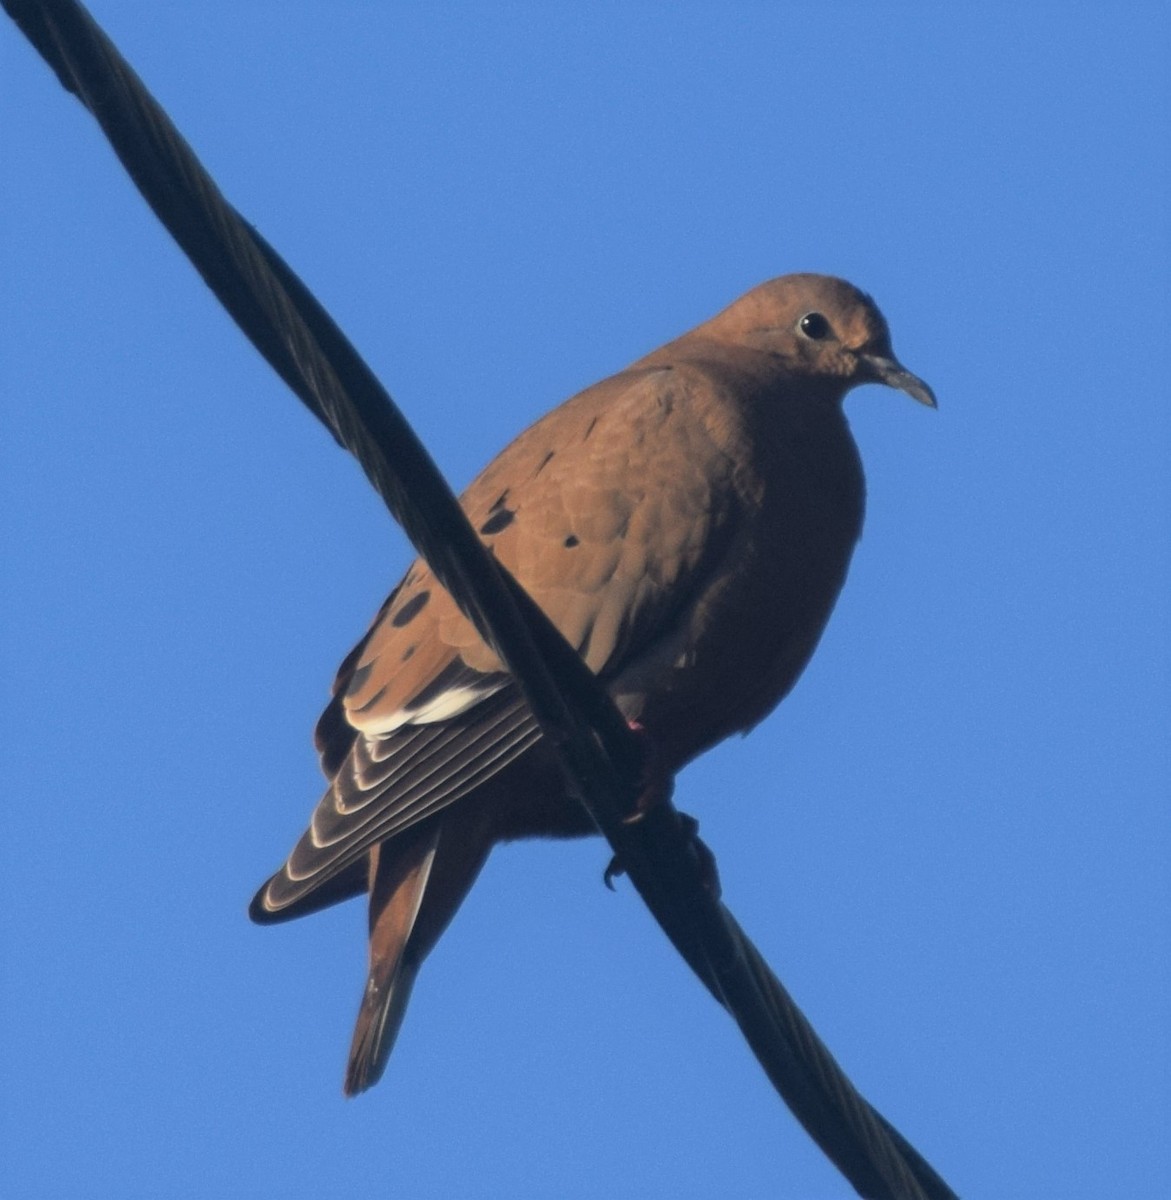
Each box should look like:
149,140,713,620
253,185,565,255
253,363,742,920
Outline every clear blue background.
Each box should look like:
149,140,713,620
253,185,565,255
3,5,1167,1198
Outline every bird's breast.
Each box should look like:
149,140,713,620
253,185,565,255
619,395,865,769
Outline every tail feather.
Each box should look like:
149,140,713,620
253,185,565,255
344,827,440,1096
344,961,421,1095
343,812,493,1095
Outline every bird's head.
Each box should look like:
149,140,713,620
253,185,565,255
694,273,936,408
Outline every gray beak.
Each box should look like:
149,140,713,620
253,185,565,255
861,354,937,408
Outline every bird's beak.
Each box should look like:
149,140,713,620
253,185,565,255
860,354,937,408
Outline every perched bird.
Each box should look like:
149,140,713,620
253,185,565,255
250,273,935,1095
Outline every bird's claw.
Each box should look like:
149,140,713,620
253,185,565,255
602,810,722,899
603,854,624,890
601,719,720,897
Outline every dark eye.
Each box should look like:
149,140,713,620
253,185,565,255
799,312,831,340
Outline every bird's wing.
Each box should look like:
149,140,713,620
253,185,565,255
252,364,744,920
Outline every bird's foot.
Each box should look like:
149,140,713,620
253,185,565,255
603,722,720,897
603,810,721,897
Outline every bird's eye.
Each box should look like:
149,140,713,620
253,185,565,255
799,312,831,340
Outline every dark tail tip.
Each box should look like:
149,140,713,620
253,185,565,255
343,962,418,1096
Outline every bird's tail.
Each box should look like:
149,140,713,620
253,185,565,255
344,817,489,1096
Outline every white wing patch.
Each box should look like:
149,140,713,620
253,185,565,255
351,680,508,736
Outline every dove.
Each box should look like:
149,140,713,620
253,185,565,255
250,273,935,1095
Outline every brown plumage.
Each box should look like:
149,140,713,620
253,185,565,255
249,274,935,1094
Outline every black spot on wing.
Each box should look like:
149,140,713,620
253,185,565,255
344,659,374,697
391,590,431,627
350,686,387,715
479,508,515,535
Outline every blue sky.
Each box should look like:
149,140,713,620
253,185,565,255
2,5,1167,1198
